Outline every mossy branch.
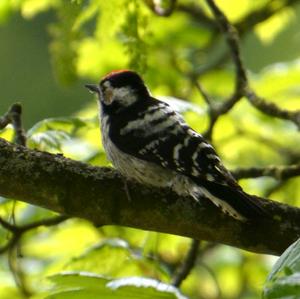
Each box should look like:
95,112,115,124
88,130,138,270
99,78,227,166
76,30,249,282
0,138,299,256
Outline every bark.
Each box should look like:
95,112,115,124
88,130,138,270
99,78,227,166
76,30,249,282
0,137,299,256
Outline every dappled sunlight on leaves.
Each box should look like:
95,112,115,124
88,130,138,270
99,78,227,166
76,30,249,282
0,0,299,298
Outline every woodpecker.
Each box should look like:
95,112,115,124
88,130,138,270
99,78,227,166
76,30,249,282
85,70,266,221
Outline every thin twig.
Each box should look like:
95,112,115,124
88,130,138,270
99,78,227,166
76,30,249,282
194,80,213,107
0,215,68,254
178,0,299,36
0,103,27,146
232,164,300,181
264,181,288,198
18,215,68,232
0,214,68,295
9,104,27,146
202,92,243,140
205,0,247,91
236,0,300,35
172,239,200,287
203,0,300,135
0,235,18,254
0,114,10,128
0,216,18,232
245,89,300,130
177,2,217,30
0,215,68,234
197,0,247,139
8,246,32,297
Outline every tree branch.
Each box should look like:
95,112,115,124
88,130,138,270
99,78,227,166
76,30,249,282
232,164,300,180
245,89,300,129
236,0,300,35
0,103,26,146
205,0,247,89
0,138,299,256
177,3,217,30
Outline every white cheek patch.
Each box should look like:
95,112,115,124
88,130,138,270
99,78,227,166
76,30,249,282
113,87,130,99
100,81,137,107
112,87,137,106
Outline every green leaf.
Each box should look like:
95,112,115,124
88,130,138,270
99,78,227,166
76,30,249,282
107,277,188,299
267,239,300,282
263,238,300,298
27,117,88,137
264,273,300,299
27,117,89,150
65,238,169,280
45,272,188,299
65,239,131,275
29,130,70,151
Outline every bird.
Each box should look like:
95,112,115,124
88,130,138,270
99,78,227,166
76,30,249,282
85,70,266,221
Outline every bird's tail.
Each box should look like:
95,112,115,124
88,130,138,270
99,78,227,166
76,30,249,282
192,180,268,221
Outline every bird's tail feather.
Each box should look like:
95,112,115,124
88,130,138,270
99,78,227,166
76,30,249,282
193,180,268,221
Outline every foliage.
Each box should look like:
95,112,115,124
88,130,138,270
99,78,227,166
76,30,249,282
0,0,300,299
264,238,300,299
44,272,187,299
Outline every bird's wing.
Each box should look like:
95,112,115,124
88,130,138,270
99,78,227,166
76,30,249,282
108,99,266,219
109,99,234,185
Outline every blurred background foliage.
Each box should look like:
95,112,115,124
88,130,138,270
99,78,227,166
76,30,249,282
0,0,300,298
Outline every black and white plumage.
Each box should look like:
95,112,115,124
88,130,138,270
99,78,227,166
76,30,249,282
85,70,266,221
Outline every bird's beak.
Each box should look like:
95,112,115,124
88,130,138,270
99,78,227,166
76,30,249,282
85,84,100,94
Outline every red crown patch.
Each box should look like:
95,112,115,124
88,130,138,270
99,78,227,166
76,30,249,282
102,69,131,80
